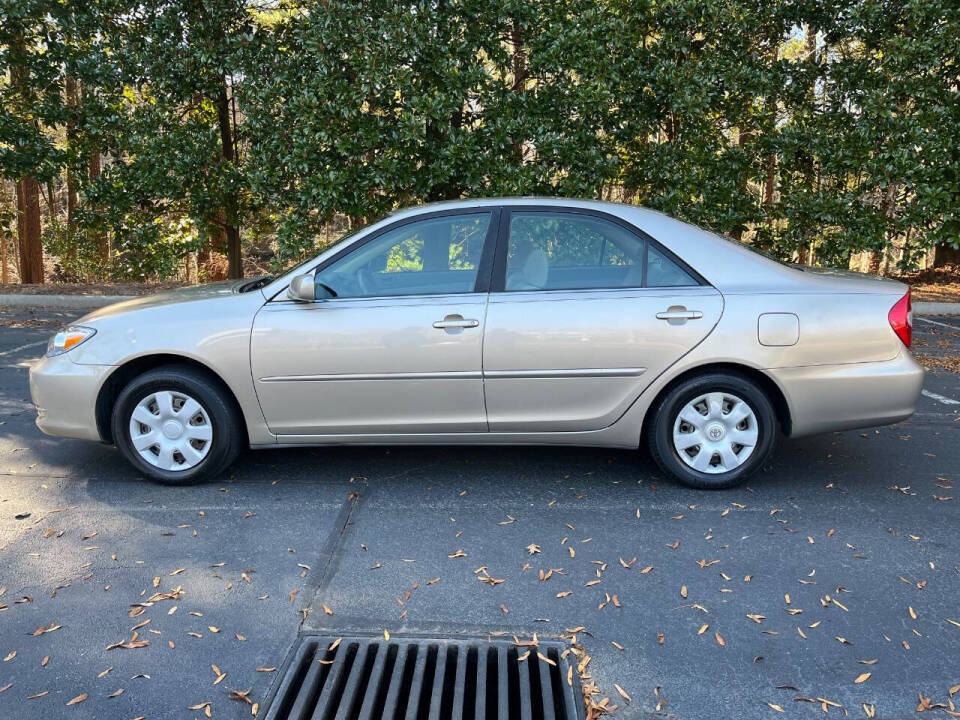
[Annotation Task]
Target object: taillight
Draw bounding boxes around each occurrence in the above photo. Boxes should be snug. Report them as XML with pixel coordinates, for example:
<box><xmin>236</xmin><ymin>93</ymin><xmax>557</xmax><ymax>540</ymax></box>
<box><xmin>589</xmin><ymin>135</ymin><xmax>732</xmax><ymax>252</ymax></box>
<box><xmin>888</xmin><ymin>288</ymin><xmax>912</xmax><ymax>348</ymax></box>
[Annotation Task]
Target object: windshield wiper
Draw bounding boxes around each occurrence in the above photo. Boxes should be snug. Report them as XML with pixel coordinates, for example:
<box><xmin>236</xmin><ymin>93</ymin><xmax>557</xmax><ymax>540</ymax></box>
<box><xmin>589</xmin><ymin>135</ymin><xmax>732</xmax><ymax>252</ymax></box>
<box><xmin>238</xmin><ymin>276</ymin><xmax>275</xmax><ymax>292</ymax></box>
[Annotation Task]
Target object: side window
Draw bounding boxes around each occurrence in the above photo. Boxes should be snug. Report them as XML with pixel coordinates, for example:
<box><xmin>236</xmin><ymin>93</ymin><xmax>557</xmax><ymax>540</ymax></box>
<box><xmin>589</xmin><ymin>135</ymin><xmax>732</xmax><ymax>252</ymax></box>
<box><xmin>646</xmin><ymin>244</ymin><xmax>697</xmax><ymax>287</ymax></box>
<box><xmin>505</xmin><ymin>213</ymin><xmax>645</xmax><ymax>291</ymax></box>
<box><xmin>314</xmin><ymin>213</ymin><xmax>491</xmax><ymax>299</ymax></box>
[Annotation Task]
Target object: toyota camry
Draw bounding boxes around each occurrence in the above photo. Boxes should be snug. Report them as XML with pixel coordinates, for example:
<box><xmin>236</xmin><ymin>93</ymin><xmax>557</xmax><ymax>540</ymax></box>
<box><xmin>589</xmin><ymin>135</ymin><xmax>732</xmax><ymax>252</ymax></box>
<box><xmin>29</xmin><ymin>198</ymin><xmax>923</xmax><ymax>488</ymax></box>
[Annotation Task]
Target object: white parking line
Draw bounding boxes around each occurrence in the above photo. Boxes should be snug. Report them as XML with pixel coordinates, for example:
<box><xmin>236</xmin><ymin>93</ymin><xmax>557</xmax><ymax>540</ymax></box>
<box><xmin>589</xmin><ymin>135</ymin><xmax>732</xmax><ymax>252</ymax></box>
<box><xmin>0</xmin><ymin>340</ymin><xmax>45</xmax><ymax>358</ymax></box>
<box><xmin>916</xmin><ymin>317</ymin><xmax>960</xmax><ymax>330</ymax></box>
<box><xmin>922</xmin><ymin>389</ymin><xmax>960</xmax><ymax>406</ymax></box>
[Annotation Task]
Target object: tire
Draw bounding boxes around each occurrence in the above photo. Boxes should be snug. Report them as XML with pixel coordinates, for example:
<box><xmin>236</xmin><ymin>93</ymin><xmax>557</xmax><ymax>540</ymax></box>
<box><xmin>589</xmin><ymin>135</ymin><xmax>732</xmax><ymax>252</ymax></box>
<box><xmin>647</xmin><ymin>372</ymin><xmax>777</xmax><ymax>489</ymax></box>
<box><xmin>111</xmin><ymin>365</ymin><xmax>243</xmax><ymax>484</ymax></box>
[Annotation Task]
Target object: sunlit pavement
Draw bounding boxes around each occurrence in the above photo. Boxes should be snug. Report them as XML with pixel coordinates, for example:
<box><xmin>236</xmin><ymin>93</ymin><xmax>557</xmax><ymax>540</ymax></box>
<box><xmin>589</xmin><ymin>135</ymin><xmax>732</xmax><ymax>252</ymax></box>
<box><xmin>1</xmin><ymin>309</ymin><xmax>958</xmax><ymax>719</ymax></box>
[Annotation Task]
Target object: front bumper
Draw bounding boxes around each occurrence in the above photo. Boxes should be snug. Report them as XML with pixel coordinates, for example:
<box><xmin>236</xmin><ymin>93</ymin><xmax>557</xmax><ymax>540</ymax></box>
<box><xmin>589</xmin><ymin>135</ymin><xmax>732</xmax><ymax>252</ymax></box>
<box><xmin>29</xmin><ymin>353</ymin><xmax>111</xmax><ymax>442</ymax></box>
<box><xmin>769</xmin><ymin>349</ymin><xmax>925</xmax><ymax>438</ymax></box>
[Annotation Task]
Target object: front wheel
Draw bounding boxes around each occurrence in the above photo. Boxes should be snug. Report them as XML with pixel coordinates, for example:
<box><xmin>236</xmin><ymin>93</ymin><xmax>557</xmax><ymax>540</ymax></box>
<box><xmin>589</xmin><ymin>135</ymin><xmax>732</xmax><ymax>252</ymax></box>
<box><xmin>112</xmin><ymin>365</ymin><xmax>242</xmax><ymax>484</ymax></box>
<box><xmin>647</xmin><ymin>372</ymin><xmax>777</xmax><ymax>489</ymax></box>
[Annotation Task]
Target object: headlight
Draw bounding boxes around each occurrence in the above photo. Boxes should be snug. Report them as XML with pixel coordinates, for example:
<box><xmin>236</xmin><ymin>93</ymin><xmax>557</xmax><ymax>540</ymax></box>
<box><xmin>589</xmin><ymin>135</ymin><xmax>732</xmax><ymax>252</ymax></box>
<box><xmin>47</xmin><ymin>326</ymin><xmax>97</xmax><ymax>357</ymax></box>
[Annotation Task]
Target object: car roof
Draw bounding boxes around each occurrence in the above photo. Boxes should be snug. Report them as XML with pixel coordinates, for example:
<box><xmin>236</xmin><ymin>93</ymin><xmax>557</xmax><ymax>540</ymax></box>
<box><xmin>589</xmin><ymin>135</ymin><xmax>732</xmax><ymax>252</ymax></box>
<box><xmin>389</xmin><ymin>196</ymin><xmax>660</xmax><ymax>220</ymax></box>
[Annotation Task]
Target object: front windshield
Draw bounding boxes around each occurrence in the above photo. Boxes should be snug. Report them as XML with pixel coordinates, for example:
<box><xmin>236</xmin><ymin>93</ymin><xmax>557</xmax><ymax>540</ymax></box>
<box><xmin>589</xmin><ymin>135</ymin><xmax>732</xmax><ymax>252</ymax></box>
<box><xmin>274</xmin><ymin>215</ymin><xmax>387</xmax><ymax>283</ymax></box>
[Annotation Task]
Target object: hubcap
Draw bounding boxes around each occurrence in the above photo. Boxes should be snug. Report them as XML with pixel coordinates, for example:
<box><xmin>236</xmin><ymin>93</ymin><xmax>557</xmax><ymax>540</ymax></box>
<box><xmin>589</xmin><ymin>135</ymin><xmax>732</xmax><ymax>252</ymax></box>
<box><xmin>672</xmin><ymin>392</ymin><xmax>759</xmax><ymax>474</ymax></box>
<box><xmin>128</xmin><ymin>390</ymin><xmax>213</xmax><ymax>472</ymax></box>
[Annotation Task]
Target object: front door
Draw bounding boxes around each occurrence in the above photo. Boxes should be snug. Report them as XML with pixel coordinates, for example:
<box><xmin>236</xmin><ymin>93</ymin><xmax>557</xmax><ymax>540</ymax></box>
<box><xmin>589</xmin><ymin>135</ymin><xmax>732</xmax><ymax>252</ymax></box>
<box><xmin>251</xmin><ymin>210</ymin><xmax>496</xmax><ymax>436</ymax></box>
<box><xmin>482</xmin><ymin>209</ymin><xmax>723</xmax><ymax>432</ymax></box>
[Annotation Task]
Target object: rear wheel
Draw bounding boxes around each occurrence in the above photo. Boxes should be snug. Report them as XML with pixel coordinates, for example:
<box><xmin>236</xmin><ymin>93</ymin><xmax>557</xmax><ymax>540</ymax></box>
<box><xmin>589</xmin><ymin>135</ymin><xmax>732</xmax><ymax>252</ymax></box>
<box><xmin>648</xmin><ymin>372</ymin><xmax>777</xmax><ymax>489</ymax></box>
<box><xmin>112</xmin><ymin>365</ymin><xmax>242</xmax><ymax>484</ymax></box>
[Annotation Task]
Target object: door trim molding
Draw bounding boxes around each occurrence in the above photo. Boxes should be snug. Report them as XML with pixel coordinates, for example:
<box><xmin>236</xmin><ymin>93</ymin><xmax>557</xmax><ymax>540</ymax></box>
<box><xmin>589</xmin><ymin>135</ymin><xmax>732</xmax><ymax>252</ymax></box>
<box><xmin>484</xmin><ymin>367</ymin><xmax>646</xmax><ymax>379</ymax></box>
<box><xmin>259</xmin><ymin>370</ymin><xmax>484</xmax><ymax>382</ymax></box>
<box><xmin>259</xmin><ymin>367</ymin><xmax>645</xmax><ymax>382</ymax></box>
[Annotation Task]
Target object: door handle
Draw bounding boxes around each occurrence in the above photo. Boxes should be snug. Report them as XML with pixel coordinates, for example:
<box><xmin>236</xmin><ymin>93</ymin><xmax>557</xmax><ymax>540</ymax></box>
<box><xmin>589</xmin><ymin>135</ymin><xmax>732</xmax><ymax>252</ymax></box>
<box><xmin>433</xmin><ymin>316</ymin><xmax>480</xmax><ymax>329</ymax></box>
<box><xmin>656</xmin><ymin>308</ymin><xmax>703</xmax><ymax>321</ymax></box>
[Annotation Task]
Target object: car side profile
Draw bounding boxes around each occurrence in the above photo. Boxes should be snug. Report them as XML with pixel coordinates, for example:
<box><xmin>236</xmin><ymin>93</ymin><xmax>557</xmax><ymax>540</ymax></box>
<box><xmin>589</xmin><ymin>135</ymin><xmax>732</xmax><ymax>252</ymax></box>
<box><xmin>29</xmin><ymin>198</ymin><xmax>924</xmax><ymax>488</ymax></box>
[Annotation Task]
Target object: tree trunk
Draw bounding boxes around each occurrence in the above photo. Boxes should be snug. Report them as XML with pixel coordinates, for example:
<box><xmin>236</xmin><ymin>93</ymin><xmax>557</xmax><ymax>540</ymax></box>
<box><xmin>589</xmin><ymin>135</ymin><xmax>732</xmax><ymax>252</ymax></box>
<box><xmin>1</xmin><ymin>181</ymin><xmax>10</xmax><ymax>283</ymax></box>
<box><xmin>510</xmin><ymin>17</ymin><xmax>528</xmax><ymax>164</ymax></box>
<box><xmin>16</xmin><ymin>176</ymin><xmax>44</xmax><ymax>284</ymax></box>
<box><xmin>933</xmin><ymin>243</ymin><xmax>960</xmax><ymax>268</ymax></box>
<box><xmin>10</xmin><ymin>30</ymin><xmax>42</xmax><ymax>284</ymax></box>
<box><xmin>216</xmin><ymin>82</ymin><xmax>242</xmax><ymax>279</ymax></box>
<box><xmin>65</xmin><ymin>76</ymin><xmax>79</xmax><ymax>257</ymax></box>
<box><xmin>763</xmin><ymin>154</ymin><xmax>776</xmax><ymax>211</ymax></box>
<box><xmin>46</xmin><ymin>181</ymin><xmax>57</xmax><ymax>219</ymax></box>
<box><xmin>88</xmin><ymin>151</ymin><xmax>109</xmax><ymax>265</ymax></box>
<box><xmin>729</xmin><ymin>126</ymin><xmax>753</xmax><ymax>241</ymax></box>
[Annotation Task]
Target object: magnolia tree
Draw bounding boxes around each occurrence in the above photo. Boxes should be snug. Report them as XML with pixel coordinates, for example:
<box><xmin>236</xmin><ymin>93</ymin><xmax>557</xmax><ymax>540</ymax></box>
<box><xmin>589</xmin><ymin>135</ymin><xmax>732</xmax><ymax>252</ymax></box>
<box><xmin>0</xmin><ymin>0</ymin><xmax>957</xmax><ymax>282</ymax></box>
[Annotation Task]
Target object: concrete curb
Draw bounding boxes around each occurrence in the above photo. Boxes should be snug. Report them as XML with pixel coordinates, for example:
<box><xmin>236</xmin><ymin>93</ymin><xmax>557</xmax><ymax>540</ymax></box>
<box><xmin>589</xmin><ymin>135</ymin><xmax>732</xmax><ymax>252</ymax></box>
<box><xmin>2</xmin><ymin>293</ymin><xmax>960</xmax><ymax>316</ymax></box>
<box><xmin>0</xmin><ymin>294</ymin><xmax>134</xmax><ymax>310</ymax></box>
<box><xmin>915</xmin><ymin>302</ymin><xmax>960</xmax><ymax>317</ymax></box>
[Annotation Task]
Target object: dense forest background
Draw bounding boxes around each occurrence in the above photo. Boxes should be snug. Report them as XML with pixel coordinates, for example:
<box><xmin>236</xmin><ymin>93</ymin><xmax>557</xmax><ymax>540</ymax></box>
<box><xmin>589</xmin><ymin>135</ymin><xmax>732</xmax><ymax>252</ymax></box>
<box><xmin>1</xmin><ymin>0</ymin><xmax>958</xmax><ymax>285</ymax></box>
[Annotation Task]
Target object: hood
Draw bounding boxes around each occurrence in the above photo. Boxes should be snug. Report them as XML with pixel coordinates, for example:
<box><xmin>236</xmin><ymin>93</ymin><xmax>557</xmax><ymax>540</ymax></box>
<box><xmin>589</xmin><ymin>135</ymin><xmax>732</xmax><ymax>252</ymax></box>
<box><xmin>77</xmin><ymin>279</ymin><xmax>255</xmax><ymax>323</ymax></box>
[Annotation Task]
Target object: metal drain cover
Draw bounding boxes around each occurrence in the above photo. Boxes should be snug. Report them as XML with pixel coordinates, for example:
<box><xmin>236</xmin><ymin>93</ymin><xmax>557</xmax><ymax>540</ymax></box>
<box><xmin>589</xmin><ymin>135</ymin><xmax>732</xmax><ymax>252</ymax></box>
<box><xmin>265</xmin><ymin>635</ymin><xmax>582</xmax><ymax>720</ymax></box>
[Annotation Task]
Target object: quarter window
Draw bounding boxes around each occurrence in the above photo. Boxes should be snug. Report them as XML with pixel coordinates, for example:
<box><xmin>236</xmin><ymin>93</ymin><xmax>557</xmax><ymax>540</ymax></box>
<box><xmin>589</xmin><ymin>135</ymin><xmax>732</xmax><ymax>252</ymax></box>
<box><xmin>314</xmin><ymin>213</ymin><xmax>491</xmax><ymax>299</ymax></box>
<box><xmin>646</xmin><ymin>244</ymin><xmax>698</xmax><ymax>287</ymax></box>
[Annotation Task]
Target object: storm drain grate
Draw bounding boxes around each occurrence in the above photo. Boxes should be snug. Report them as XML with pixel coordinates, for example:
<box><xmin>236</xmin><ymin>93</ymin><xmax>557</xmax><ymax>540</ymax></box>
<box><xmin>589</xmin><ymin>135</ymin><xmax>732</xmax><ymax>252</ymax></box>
<box><xmin>265</xmin><ymin>636</ymin><xmax>582</xmax><ymax>720</ymax></box>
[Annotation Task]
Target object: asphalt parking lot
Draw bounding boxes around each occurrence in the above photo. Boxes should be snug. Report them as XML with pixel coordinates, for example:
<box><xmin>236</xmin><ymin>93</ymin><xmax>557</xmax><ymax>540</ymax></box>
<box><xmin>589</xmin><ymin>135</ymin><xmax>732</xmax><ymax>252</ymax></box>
<box><xmin>1</xmin><ymin>307</ymin><xmax>959</xmax><ymax>719</ymax></box>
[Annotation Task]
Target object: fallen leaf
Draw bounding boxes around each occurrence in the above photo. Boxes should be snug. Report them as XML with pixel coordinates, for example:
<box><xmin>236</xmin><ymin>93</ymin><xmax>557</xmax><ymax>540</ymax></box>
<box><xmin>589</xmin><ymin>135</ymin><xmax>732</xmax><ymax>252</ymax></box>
<box><xmin>229</xmin><ymin>688</ymin><xmax>253</xmax><ymax>704</ymax></box>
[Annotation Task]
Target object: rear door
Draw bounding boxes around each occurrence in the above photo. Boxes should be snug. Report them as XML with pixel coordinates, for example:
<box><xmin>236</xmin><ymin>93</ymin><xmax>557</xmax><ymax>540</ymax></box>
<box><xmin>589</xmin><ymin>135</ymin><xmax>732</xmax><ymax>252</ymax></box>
<box><xmin>482</xmin><ymin>207</ymin><xmax>723</xmax><ymax>431</ymax></box>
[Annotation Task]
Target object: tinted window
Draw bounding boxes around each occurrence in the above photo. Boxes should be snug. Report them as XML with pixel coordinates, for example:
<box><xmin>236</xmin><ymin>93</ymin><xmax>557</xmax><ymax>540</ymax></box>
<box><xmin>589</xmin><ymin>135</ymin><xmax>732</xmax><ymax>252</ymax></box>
<box><xmin>505</xmin><ymin>213</ymin><xmax>645</xmax><ymax>291</ymax></box>
<box><xmin>314</xmin><ymin>213</ymin><xmax>490</xmax><ymax>298</ymax></box>
<box><xmin>646</xmin><ymin>244</ymin><xmax>697</xmax><ymax>287</ymax></box>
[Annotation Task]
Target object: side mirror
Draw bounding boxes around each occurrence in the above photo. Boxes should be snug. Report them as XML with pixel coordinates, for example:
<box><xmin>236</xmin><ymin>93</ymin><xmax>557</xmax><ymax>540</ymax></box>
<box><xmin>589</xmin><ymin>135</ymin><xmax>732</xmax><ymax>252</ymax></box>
<box><xmin>287</xmin><ymin>274</ymin><xmax>315</xmax><ymax>302</ymax></box>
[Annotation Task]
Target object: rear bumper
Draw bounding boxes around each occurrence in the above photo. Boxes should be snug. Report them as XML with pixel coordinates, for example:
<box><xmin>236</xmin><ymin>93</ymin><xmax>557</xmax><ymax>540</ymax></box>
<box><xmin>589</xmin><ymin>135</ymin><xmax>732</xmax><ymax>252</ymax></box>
<box><xmin>29</xmin><ymin>353</ymin><xmax>110</xmax><ymax>442</ymax></box>
<box><xmin>770</xmin><ymin>350</ymin><xmax>924</xmax><ymax>438</ymax></box>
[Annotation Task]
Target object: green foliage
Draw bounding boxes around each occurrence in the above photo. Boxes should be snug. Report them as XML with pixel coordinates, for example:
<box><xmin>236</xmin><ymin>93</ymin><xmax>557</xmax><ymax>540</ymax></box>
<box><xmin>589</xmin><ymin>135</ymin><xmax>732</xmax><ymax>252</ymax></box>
<box><xmin>1</xmin><ymin>0</ymin><xmax>958</xmax><ymax>278</ymax></box>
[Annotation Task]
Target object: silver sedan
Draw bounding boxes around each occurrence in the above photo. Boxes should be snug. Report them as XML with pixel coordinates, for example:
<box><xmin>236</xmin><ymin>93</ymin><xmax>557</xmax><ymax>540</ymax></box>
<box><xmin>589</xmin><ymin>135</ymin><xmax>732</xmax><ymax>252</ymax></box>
<box><xmin>29</xmin><ymin>198</ymin><xmax>923</xmax><ymax>488</ymax></box>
